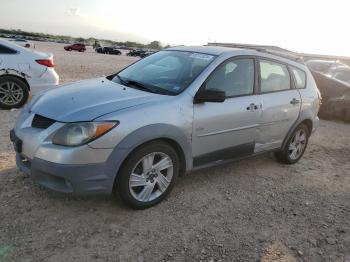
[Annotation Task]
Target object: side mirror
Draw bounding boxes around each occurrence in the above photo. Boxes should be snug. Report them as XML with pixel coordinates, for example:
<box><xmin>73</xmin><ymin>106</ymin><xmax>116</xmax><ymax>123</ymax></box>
<box><xmin>194</xmin><ymin>88</ymin><xmax>226</xmax><ymax>104</ymax></box>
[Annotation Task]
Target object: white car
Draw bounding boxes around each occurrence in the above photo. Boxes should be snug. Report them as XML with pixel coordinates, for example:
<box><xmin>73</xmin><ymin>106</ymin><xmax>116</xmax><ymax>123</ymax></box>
<box><xmin>9</xmin><ymin>39</ymin><xmax>34</xmax><ymax>48</ymax></box>
<box><xmin>0</xmin><ymin>39</ymin><xmax>59</xmax><ymax>109</ymax></box>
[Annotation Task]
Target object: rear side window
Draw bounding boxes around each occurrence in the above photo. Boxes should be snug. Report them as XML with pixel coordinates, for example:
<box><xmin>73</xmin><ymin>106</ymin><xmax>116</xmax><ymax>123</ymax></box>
<box><xmin>291</xmin><ymin>67</ymin><xmax>306</xmax><ymax>88</ymax></box>
<box><xmin>0</xmin><ymin>44</ymin><xmax>17</xmax><ymax>54</ymax></box>
<box><xmin>260</xmin><ymin>60</ymin><xmax>290</xmax><ymax>92</ymax></box>
<box><xmin>206</xmin><ymin>58</ymin><xmax>255</xmax><ymax>97</ymax></box>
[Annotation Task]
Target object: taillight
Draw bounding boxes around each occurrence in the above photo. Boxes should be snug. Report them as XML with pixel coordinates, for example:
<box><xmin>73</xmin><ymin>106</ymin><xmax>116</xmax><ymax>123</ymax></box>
<box><xmin>36</xmin><ymin>59</ymin><xmax>54</xmax><ymax>67</ymax></box>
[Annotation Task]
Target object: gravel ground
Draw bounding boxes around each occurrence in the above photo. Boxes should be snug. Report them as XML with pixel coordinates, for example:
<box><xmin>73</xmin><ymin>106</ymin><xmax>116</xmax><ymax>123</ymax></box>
<box><xmin>0</xmin><ymin>42</ymin><xmax>349</xmax><ymax>262</ymax></box>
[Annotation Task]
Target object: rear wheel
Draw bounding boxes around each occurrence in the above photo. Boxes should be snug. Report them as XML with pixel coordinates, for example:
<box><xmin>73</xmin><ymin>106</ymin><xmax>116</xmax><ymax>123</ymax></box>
<box><xmin>0</xmin><ymin>76</ymin><xmax>29</xmax><ymax>109</ymax></box>
<box><xmin>115</xmin><ymin>141</ymin><xmax>179</xmax><ymax>209</ymax></box>
<box><xmin>275</xmin><ymin>124</ymin><xmax>309</xmax><ymax>164</ymax></box>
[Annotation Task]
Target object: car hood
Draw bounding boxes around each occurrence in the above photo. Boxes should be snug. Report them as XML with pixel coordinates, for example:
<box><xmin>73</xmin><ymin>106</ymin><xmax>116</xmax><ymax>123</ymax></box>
<box><xmin>30</xmin><ymin>78</ymin><xmax>165</xmax><ymax>122</ymax></box>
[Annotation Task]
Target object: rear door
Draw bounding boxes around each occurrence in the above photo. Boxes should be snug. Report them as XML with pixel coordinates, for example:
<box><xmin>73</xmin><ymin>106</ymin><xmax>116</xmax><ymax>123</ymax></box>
<box><xmin>255</xmin><ymin>58</ymin><xmax>301</xmax><ymax>152</ymax></box>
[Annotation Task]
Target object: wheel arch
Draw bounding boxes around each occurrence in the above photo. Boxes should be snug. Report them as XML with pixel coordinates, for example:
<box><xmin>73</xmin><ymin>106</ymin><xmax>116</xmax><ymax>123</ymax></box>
<box><xmin>300</xmin><ymin>119</ymin><xmax>313</xmax><ymax>135</ymax></box>
<box><xmin>0</xmin><ymin>73</ymin><xmax>30</xmax><ymax>91</ymax></box>
<box><xmin>281</xmin><ymin>111</ymin><xmax>314</xmax><ymax>150</ymax></box>
<box><xmin>106</xmin><ymin>124</ymin><xmax>192</xmax><ymax>193</ymax></box>
<box><xmin>119</xmin><ymin>137</ymin><xmax>187</xmax><ymax>175</ymax></box>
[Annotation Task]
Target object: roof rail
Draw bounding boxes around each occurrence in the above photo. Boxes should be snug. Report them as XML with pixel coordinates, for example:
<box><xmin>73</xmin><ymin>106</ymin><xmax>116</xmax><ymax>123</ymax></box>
<box><xmin>207</xmin><ymin>44</ymin><xmax>304</xmax><ymax>64</ymax></box>
<box><xmin>255</xmin><ymin>48</ymin><xmax>304</xmax><ymax>64</ymax></box>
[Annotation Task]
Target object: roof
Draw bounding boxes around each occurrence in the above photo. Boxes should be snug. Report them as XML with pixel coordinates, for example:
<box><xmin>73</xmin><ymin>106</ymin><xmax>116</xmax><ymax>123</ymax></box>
<box><xmin>167</xmin><ymin>45</ymin><xmax>305</xmax><ymax>67</ymax></box>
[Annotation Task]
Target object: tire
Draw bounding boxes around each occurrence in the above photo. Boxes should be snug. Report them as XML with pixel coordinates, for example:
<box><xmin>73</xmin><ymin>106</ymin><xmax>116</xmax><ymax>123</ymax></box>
<box><xmin>115</xmin><ymin>141</ymin><xmax>179</xmax><ymax>209</ymax></box>
<box><xmin>0</xmin><ymin>76</ymin><xmax>29</xmax><ymax>109</ymax></box>
<box><xmin>275</xmin><ymin>124</ymin><xmax>309</xmax><ymax>164</ymax></box>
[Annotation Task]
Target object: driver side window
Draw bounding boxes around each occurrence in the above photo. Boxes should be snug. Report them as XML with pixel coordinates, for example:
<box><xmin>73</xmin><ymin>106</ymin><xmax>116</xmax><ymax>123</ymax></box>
<box><xmin>206</xmin><ymin>58</ymin><xmax>255</xmax><ymax>97</ymax></box>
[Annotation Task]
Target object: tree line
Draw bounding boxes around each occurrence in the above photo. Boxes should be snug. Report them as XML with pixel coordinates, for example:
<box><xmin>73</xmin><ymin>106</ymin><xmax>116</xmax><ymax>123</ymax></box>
<box><xmin>0</xmin><ymin>28</ymin><xmax>169</xmax><ymax>50</ymax></box>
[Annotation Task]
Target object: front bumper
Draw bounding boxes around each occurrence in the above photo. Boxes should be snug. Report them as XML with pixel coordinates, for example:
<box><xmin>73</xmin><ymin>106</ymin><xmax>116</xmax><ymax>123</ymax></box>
<box><xmin>16</xmin><ymin>153</ymin><xmax>114</xmax><ymax>194</ymax></box>
<box><xmin>11</xmin><ymin>109</ymin><xmax>118</xmax><ymax>195</ymax></box>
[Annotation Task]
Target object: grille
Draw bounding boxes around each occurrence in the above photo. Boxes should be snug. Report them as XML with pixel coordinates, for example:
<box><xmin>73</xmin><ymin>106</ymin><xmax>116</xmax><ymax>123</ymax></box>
<box><xmin>32</xmin><ymin>114</ymin><xmax>56</xmax><ymax>129</ymax></box>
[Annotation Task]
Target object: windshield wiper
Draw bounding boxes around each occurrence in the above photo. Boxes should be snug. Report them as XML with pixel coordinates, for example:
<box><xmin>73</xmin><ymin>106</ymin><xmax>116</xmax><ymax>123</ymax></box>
<box><xmin>115</xmin><ymin>75</ymin><xmax>176</xmax><ymax>95</ymax></box>
<box><xmin>123</xmin><ymin>79</ymin><xmax>157</xmax><ymax>93</ymax></box>
<box><xmin>115</xmin><ymin>74</ymin><xmax>128</xmax><ymax>86</ymax></box>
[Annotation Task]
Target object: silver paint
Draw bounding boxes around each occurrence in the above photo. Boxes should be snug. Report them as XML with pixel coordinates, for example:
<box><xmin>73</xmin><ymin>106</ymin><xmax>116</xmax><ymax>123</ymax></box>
<box><xmin>13</xmin><ymin>46</ymin><xmax>320</xmax><ymax>194</ymax></box>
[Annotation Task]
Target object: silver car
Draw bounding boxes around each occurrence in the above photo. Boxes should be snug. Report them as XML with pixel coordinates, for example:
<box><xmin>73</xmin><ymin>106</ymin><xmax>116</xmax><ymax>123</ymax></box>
<box><xmin>11</xmin><ymin>46</ymin><xmax>320</xmax><ymax>209</ymax></box>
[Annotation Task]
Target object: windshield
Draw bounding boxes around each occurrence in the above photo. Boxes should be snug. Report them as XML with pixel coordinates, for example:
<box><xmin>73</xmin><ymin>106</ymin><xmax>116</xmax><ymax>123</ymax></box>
<box><xmin>112</xmin><ymin>50</ymin><xmax>216</xmax><ymax>95</ymax></box>
<box><xmin>330</xmin><ymin>69</ymin><xmax>350</xmax><ymax>84</ymax></box>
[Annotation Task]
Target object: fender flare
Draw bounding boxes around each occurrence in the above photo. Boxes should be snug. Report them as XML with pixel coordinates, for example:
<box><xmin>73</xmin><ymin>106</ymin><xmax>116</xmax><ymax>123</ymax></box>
<box><xmin>281</xmin><ymin>110</ymin><xmax>314</xmax><ymax>150</ymax></box>
<box><xmin>0</xmin><ymin>68</ymin><xmax>31</xmax><ymax>90</ymax></box>
<box><xmin>105</xmin><ymin>124</ymin><xmax>192</xmax><ymax>188</ymax></box>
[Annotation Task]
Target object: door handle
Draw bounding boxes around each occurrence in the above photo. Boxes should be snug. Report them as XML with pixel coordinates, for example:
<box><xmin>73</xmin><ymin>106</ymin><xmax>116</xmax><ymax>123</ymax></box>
<box><xmin>290</xmin><ymin>98</ymin><xmax>300</xmax><ymax>105</ymax></box>
<box><xmin>246</xmin><ymin>103</ymin><xmax>259</xmax><ymax>112</ymax></box>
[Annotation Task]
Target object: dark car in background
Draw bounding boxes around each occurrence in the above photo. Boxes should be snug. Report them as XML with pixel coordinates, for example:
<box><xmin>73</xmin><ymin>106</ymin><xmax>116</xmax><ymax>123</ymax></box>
<box><xmin>102</xmin><ymin>47</ymin><xmax>122</xmax><ymax>55</ymax></box>
<box><xmin>306</xmin><ymin>60</ymin><xmax>350</xmax><ymax>84</ymax></box>
<box><xmin>127</xmin><ymin>49</ymin><xmax>145</xmax><ymax>57</ymax></box>
<box><xmin>139</xmin><ymin>51</ymin><xmax>155</xmax><ymax>58</ymax></box>
<box><xmin>127</xmin><ymin>49</ymin><xmax>156</xmax><ymax>58</ymax></box>
<box><xmin>306</xmin><ymin>59</ymin><xmax>350</xmax><ymax>122</ymax></box>
<box><xmin>328</xmin><ymin>66</ymin><xmax>350</xmax><ymax>84</ymax></box>
<box><xmin>319</xmin><ymin>90</ymin><xmax>350</xmax><ymax>122</ymax></box>
<box><xmin>96</xmin><ymin>47</ymin><xmax>121</xmax><ymax>55</ymax></box>
<box><xmin>95</xmin><ymin>46</ymin><xmax>103</xmax><ymax>53</ymax></box>
<box><xmin>64</xmin><ymin>43</ymin><xmax>86</xmax><ymax>52</ymax></box>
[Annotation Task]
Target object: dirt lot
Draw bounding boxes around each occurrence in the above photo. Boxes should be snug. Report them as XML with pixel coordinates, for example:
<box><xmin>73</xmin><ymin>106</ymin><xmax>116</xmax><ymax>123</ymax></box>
<box><xmin>0</xmin><ymin>42</ymin><xmax>349</xmax><ymax>262</ymax></box>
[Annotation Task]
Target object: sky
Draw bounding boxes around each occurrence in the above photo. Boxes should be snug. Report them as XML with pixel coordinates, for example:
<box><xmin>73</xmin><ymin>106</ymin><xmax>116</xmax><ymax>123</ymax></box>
<box><xmin>0</xmin><ymin>0</ymin><xmax>349</xmax><ymax>56</ymax></box>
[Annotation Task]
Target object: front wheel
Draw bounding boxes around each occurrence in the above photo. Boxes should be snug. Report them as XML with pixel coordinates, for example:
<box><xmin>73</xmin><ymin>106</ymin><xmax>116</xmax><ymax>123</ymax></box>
<box><xmin>275</xmin><ymin>124</ymin><xmax>309</xmax><ymax>164</ymax></box>
<box><xmin>115</xmin><ymin>141</ymin><xmax>179</xmax><ymax>209</ymax></box>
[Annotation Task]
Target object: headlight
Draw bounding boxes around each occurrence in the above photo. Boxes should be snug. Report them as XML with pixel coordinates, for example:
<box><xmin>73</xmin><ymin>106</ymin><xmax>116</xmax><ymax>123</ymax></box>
<box><xmin>52</xmin><ymin>121</ymin><xmax>118</xmax><ymax>146</ymax></box>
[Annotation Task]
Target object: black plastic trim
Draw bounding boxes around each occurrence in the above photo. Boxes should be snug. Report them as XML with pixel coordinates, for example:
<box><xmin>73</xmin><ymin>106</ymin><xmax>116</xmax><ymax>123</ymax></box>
<box><xmin>193</xmin><ymin>142</ymin><xmax>255</xmax><ymax>167</ymax></box>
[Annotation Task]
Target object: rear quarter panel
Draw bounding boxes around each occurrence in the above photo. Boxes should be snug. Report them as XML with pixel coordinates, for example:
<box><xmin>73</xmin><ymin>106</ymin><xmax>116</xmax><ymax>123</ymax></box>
<box><xmin>298</xmin><ymin>69</ymin><xmax>320</xmax><ymax>123</ymax></box>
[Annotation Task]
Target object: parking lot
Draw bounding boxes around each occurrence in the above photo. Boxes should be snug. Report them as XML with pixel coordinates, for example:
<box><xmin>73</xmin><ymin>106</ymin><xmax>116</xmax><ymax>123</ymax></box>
<box><xmin>0</xmin><ymin>41</ymin><xmax>349</xmax><ymax>262</ymax></box>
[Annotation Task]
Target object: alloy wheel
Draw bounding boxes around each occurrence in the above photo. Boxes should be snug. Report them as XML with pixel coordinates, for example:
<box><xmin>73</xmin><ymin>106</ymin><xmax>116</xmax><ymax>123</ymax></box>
<box><xmin>288</xmin><ymin>129</ymin><xmax>307</xmax><ymax>160</ymax></box>
<box><xmin>0</xmin><ymin>81</ymin><xmax>24</xmax><ymax>106</ymax></box>
<box><xmin>129</xmin><ymin>152</ymin><xmax>174</xmax><ymax>202</ymax></box>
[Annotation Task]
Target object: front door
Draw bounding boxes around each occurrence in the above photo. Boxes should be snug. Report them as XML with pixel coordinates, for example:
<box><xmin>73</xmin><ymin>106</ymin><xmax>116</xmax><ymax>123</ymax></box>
<box><xmin>192</xmin><ymin>57</ymin><xmax>261</xmax><ymax>166</ymax></box>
